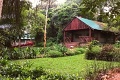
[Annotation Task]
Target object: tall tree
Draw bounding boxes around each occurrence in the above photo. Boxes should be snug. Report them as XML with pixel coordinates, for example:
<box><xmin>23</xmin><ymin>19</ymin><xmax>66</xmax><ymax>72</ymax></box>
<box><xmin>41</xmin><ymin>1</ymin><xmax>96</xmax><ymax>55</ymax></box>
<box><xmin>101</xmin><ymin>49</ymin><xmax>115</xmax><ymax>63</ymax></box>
<box><xmin>48</xmin><ymin>2</ymin><xmax>80</xmax><ymax>42</ymax></box>
<box><xmin>26</xmin><ymin>7</ymin><xmax>45</xmax><ymax>45</ymax></box>
<box><xmin>0</xmin><ymin>0</ymin><xmax>31</xmax><ymax>47</ymax></box>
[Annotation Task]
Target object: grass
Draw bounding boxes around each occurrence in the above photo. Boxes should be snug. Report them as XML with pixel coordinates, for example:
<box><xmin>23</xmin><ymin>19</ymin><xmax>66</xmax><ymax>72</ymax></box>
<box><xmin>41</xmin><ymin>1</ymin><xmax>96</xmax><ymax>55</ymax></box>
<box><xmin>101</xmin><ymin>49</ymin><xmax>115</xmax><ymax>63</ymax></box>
<box><xmin>13</xmin><ymin>54</ymin><xmax>120</xmax><ymax>75</ymax></box>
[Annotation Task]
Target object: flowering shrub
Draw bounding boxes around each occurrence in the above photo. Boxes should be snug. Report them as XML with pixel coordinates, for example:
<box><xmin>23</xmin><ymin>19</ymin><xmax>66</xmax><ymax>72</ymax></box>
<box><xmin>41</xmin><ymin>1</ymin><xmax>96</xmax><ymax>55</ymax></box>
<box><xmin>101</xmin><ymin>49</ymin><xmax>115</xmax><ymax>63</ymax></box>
<box><xmin>86</xmin><ymin>43</ymin><xmax>120</xmax><ymax>61</ymax></box>
<box><xmin>98</xmin><ymin>44</ymin><xmax>114</xmax><ymax>61</ymax></box>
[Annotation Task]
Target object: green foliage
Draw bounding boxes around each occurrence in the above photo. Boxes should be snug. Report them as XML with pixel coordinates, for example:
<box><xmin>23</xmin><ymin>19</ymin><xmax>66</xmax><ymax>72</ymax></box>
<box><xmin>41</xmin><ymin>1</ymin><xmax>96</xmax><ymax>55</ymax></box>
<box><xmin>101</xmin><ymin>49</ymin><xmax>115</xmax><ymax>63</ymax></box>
<box><xmin>42</xmin><ymin>73</ymin><xmax>66</xmax><ymax>80</ymax></box>
<box><xmin>27</xmin><ymin>8</ymin><xmax>45</xmax><ymax>44</ymax></box>
<box><xmin>47</xmin><ymin>50</ymin><xmax>63</xmax><ymax>58</ymax></box>
<box><xmin>48</xmin><ymin>2</ymin><xmax>80</xmax><ymax>39</ymax></box>
<box><xmin>90</xmin><ymin>40</ymin><xmax>100</xmax><ymax>46</ymax></box>
<box><xmin>112</xmin><ymin>48</ymin><xmax>120</xmax><ymax>61</ymax></box>
<box><xmin>0</xmin><ymin>59</ymin><xmax>47</xmax><ymax>79</ymax></box>
<box><xmin>85</xmin><ymin>62</ymin><xmax>120</xmax><ymax>80</ymax></box>
<box><xmin>91</xmin><ymin>46</ymin><xmax>102</xmax><ymax>54</ymax></box>
<box><xmin>47</xmin><ymin>44</ymin><xmax>68</xmax><ymax>54</ymax></box>
<box><xmin>41</xmin><ymin>72</ymin><xmax>83</xmax><ymax>80</ymax></box>
<box><xmin>35</xmin><ymin>42</ymin><xmax>44</xmax><ymax>47</ymax></box>
<box><xmin>75</xmin><ymin>48</ymin><xmax>86</xmax><ymax>54</ymax></box>
<box><xmin>56</xmin><ymin>44</ymin><xmax>68</xmax><ymax>54</ymax></box>
<box><xmin>66</xmin><ymin>48</ymin><xmax>86</xmax><ymax>56</ymax></box>
<box><xmin>86</xmin><ymin>43</ymin><xmax>120</xmax><ymax>61</ymax></box>
<box><xmin>46</xmin><ymin>37</ymin><xmax>57</xmax><ymax>47</ymax></box>
<box><xmin>66</xmin><ymin>49</ymin><xmax>76</xmax><ymax>56</ymax></box>
<box><xmin>0</xmin><ymin>59</ymin><xmax>8</xmax><ymax>66</ymax></box>
<box><xmin>6</xmin><ymin>53</ymin><xmax>119</xmax><ymax>80</ymax></box>
<box><xmin>98</xmin><ymin>44</ymin><xmax>114</xmax><ymax>61</ymax></box>
<box><xmin>85</xmin><ymin>46</ymin><xmax>101</xmax><ymax>60</ymax></box>
<box><xmin>31</xmin><ymin>67</ymin><xmax>46</xmax><ymax>79</ymax></box>
<box><xmin>114</xmin><ymin>40</ymin><xmax>120</xmax><ymax>48</ymax></box>
<box><xmin>0</xmin><ymin>0</ymin><xmax>32</xmax><ymax>48</ymax></box>
<box><xmin>1</xmin><ymin>47</ymin><xmax>37</xmax><ymax>60</ymax></box>
<box><xmin>86</xmin><ymin>40</ymin><xmax>101</xmax><ymax>60</ymax></box>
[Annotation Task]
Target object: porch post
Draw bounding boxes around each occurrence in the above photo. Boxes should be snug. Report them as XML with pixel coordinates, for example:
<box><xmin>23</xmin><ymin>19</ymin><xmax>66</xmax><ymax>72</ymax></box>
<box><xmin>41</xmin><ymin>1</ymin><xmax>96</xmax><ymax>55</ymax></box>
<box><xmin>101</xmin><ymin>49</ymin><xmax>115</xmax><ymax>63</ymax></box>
<box><xmin>89</xmin><ymin>28</ymin><xmax>92</xmax><ymax>41</ymax></box>
<box><xmin>64</xmin><ymin>31</ymin><xmax>65</xmax><ymax>43</ymax></box>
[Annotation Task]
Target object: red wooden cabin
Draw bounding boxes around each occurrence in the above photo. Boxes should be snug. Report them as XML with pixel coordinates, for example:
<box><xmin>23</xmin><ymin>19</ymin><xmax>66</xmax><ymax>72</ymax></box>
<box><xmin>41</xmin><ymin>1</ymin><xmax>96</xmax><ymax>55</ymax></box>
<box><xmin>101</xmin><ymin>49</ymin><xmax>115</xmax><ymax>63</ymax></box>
<box><xmin>63</xmin><ymin>17</ymin><xmax>119</xmax><ymax>48</ymax></box>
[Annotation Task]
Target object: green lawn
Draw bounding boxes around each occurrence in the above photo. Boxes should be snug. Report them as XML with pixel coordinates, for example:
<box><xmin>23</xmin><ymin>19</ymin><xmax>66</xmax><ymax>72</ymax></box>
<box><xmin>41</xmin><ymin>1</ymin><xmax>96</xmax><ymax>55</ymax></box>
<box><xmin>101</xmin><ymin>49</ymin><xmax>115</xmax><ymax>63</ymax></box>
<box><xmin>14</xmin><ymin>54</ymin><xmax>120</xmax><ymax>75</ymax></box>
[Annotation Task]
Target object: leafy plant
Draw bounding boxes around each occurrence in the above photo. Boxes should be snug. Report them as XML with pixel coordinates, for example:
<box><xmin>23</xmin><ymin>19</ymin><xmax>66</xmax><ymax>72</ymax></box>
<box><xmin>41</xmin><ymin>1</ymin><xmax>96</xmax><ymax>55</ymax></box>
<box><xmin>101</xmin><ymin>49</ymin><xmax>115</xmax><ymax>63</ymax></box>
<box><xmin>0</xmin><ymin>59</ymin><xmax>47</xmax><ymax>79</ymax></box>
<box><xmin>112</xmin><ymin>48</ymin><xmax>120</xmax><ymax>61</ymax></box>
<box><xmin>1</xmin><ymin>47</ymin><xmax>37</xmax><ymax>60</ymax></box>
<box><xmin>114</xmin><ymin>40</ymin><xmax>120</xmax><ymax>48</ymax></box>
<box><xmin>98</xmin><ymin>44</ymin><xmax>114</xmax><ymax>61</ymax></box>
<box><xmin>74</xmin><ymin>48</ymin><xmax>86</xmax><ymax>54</ymax></box>
<box><xmin>47</xmin><ymin>50</ymin><xmax>63</xmax><ymax>58</ymax></box>
<box><xmin>31</xmin><ymin>67</ymin><xmax>46</xmax><ymax>79</ymax></box>
<box><xmin>85</xmin><ymin>46</ymin><xmax>101</xmax><ymax>60</ymax></box>
<box><xmin>66</xmin><ymin>49</ymin><xmax>76</xmax><ymax>56</ymax></box>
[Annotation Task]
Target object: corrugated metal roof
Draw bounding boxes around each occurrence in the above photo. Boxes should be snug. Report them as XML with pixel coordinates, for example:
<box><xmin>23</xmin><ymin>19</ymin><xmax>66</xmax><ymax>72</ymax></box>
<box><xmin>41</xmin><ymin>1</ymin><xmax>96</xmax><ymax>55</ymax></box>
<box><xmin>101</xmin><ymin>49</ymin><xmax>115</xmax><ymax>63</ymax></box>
<box><xmin>0</xmin><ymin>24</ymin><xmax>11</xmax><ymax>29</ymax></box>
<box><xmin>77</xmin><ymin>17</ymin><xmax>102</xmax><ymax>30</ymax></box>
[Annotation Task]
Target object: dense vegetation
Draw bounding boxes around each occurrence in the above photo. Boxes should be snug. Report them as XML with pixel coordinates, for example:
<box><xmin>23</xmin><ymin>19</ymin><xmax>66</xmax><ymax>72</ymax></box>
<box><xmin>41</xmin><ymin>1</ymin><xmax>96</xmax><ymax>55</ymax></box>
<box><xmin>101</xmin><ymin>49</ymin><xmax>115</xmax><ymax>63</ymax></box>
<box><xmin>0</xmin><ymin>0</ymin><xmax>120</xmax><ymax>48</ymax></box>
<box><xmin>0</xmin><ymin>44</ymin><xmax>86</xmax><ymax>59</ymax></box>
<box><xmin>0</xmin><ymin>54</ymin><xmax>120</xmax><ymax>80</ymax></box>
<box><xmin>85</xmin><ymin>40</ymin><xmax>120</xmax><ymax>61</ymax></box>
<box><xmin>0</xmin><ymin>0</ymin><xmax>120</xmax><ymax>80</ymax></box>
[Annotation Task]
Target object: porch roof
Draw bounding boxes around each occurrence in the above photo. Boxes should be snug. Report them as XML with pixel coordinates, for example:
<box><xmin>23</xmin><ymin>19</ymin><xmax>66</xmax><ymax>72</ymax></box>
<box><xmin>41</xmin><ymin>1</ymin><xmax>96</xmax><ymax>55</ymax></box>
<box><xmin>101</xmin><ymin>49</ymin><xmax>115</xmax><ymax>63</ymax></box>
<box><xmin>77</xmin><ymin>17</ymin><xmax>103</xmax><ymax>30</ymax></box>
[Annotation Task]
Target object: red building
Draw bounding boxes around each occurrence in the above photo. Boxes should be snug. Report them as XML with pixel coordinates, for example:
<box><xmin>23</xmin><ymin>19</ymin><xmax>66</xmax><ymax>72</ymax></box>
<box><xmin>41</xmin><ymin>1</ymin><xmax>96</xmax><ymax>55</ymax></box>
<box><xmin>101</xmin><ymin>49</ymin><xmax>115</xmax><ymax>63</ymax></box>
<box><xmin>63</xmin><ymin>17</ymin><xmax>120</xmax><ymax>48</ymax></box>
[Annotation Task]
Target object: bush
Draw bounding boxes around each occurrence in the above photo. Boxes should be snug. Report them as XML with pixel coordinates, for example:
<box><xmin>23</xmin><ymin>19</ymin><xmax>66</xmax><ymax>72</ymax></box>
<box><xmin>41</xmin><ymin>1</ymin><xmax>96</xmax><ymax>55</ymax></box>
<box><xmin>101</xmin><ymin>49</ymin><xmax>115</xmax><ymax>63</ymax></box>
<box><xmin>98</xmin><ymin>44</ymin><xmax>114</xmax><ymax>61</ymax></box>
<box><xmin>85</xmin><ymin>62</ymin><xmax>120</xmax><ymax>80</ymax></box>
<box><xmin>74</xmin><ymin>48</ymin><xmax>86</xmax><ymax>54</ymax></box>
<box><xmin>66</xmin><ymin>48</ymin><xmax>86</xmax><ymax>56</ymax></box>
<box><xmin>74</xmin><ymin>48</ymin><xmax>82</xmax><ymax>54</ymax></box>
<box><xmin>57</xmin><ymin>45</ymin><xmax>68</xmax><ymax>54</ymax></box>
<box><xmin>1</xmin><ymin>47</ymin><xmax>37</xmax><ymax>60</ymax></box>
<box><xmin>85</xmin><ymin>43</ymin><xmax>120</xmax><ymax>61</ymax></box>
<box><xmin>85</xmin><ymin>46</ymin><xmax>101</xmax><ymax>60</ymax></box>
<box><xmin>114</xmin><ymin>40</ymin><xmax>120</xmax><ymax>48</ymax></box>
<box><xmin>112</xmin><ymin>48</ymin><xmax>120</xmax><ymax>61</ymax></box>
<box><xmin>31</xmin><ymin>67</ymin><xmax>46</xmax><ymax>79</ymax></box>
<box><xmin>66</xmin><ymin>49</ymin><xmax>76</xmax><ymax>56</ymax></box>
<box><xmin>0</xmin><ymin>59</ymin><xmax>46</xmax><ymax>79</ymax></box>
<box><xmin>46</xmin><ymin>44</ymin><xmax>68</xmax><ymax>55</ymax></box>
<box><xmin>47</xmin><ymin>50</ymin><xmax>63</xmax><ymax>58</ymax></box>
<box><xmin>90</xmin><ymin>40</ymin><xmax>100</xmax><ymax>45</ymax></box>
<box><xmin>77</xmin><ymin>48</ymin><xmax>86</xmax><ymax>53</ymax></box>
<box><xmin>35</xmin><ymin>42</ymin><xmax>44</xmax><ymax>47</ymax></box>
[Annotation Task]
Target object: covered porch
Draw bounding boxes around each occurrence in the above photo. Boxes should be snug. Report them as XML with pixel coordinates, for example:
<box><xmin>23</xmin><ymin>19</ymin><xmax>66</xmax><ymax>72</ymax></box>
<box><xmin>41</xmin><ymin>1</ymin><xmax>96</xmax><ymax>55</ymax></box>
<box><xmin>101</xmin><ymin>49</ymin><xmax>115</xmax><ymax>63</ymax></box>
<box><xmin>64</xmin><ymin>29</ymin><xmax>93</xmax><ymax>48</ymax></box>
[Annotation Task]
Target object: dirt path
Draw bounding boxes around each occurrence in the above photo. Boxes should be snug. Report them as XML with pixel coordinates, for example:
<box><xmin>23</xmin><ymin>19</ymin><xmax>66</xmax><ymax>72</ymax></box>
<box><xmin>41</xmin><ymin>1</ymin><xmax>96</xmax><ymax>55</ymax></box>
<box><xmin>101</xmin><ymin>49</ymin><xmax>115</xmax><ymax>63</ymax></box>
<box><xmin>108</xmin><ymin>73</ymin><xmax>120</xmax><ymax>80</ymax></box>
<box><xmin>97</xmin><ymin>68</ymin><xmax>120</xmax><ymax>80</ymax></box>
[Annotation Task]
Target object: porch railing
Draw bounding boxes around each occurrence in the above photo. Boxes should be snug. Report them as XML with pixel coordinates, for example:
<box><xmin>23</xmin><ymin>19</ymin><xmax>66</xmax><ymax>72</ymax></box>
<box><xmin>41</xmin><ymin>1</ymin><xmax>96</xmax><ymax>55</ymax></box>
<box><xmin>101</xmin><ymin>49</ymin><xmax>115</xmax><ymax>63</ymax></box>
<box><xmin>65</xmin><ymin>37</ymin><xmax>71</xmax><ymax>43</ymax></box>
<box><xmin>79</xmin><ymin>36</ymin><xmax>93</xmax><ymax>43</ymax></box>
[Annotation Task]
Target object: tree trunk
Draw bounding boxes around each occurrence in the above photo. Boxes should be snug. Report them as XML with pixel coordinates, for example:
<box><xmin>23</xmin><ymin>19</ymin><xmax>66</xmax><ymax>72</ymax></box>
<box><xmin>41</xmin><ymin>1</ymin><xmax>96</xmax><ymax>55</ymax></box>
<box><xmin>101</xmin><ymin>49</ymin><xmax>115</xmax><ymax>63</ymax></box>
<box><xmin>0</xmin><ymin>0</ymin><xmax>3</xmax><ymax>18</ymax></box>
<box><xmin>44</xmin><ymin>0</ymin><xmax>49</xmax><ymax>49</ymax></box>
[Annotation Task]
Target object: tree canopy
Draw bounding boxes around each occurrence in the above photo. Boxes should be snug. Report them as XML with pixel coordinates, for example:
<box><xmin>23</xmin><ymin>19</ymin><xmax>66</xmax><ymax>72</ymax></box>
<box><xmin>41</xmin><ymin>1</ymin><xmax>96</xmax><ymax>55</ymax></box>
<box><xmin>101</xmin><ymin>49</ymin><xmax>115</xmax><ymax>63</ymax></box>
<box><xmin>0</xmin><ymin>0</ymin><xmax>120</xmax><ymax>47</ymax></box>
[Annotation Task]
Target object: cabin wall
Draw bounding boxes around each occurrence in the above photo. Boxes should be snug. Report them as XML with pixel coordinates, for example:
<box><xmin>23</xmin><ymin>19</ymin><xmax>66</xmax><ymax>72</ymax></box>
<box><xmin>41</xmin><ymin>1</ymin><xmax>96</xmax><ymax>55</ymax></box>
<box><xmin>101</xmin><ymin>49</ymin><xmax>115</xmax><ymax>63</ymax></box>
<box><xmin>93</xmin><ymin>31</ymin><xmax>115</xmax><ymax>43</ymax></box>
